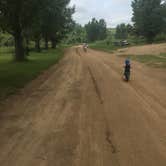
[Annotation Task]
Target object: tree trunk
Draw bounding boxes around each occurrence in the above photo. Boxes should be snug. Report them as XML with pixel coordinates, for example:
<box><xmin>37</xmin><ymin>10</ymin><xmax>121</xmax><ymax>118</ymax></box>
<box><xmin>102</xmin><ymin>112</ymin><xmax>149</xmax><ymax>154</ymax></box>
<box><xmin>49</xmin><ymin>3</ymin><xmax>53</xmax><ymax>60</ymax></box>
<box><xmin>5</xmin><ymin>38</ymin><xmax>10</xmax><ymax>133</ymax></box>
<box><xmin>51</xmin><ymin>39</ymin><xmax>56</xmax><ymax>49</ymax></box>
<box><xmin>14</xmin><ymin>32</ymin><xmax>25</xmax><ymax>61</ymax></box>
<box><xmin>45</xmin><ymin>36</ymin><xmax>48</xmax><ymax>50</ymax></box>
<box><xmin>35</xmin><ymin>39</ymin><xmax>41</xmax><ymax>52</ymax></box>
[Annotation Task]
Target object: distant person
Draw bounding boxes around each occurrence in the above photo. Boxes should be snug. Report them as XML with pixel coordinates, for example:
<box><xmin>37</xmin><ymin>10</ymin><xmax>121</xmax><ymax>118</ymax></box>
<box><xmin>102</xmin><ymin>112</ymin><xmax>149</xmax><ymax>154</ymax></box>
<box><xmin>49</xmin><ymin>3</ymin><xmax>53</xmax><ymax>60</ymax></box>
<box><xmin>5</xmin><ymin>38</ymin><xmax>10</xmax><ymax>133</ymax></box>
<box><xmin>83</xmin><ymin>43</ymin><xmax>88</xmax><ymax>52</ymax></box>
<box><xmin>123</xmin><ymin>59</ymin><xmax>131</xmax><ymax>81</ymax></box>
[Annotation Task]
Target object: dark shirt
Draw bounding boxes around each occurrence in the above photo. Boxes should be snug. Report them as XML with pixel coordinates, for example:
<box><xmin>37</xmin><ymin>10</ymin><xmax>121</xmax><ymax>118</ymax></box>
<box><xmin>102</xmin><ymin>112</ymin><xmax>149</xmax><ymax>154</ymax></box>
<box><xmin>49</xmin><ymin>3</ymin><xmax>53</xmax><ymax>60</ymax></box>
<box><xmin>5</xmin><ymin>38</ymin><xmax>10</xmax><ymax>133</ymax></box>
<box><xmin>125</xmin><ymin>64</ymin><xmax>131</xmax><ymax>73</ymax></box>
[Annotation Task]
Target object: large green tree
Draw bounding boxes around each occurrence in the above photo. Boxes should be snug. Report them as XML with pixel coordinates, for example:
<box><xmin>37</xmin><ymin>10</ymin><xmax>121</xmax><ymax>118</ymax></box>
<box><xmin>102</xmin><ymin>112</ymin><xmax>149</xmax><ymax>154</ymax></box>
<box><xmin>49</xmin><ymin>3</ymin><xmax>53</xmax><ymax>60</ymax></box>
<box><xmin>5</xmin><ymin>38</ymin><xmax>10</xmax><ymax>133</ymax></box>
<box><xmin>132</xmin><ymin>0</ymin><xmax>164</xmax><ymax>42</ymax></box>
<box><xmin>85</xmin><ymin>18</ymin><xmax>107</xmax><ymax>42</ymax></box>
<box><xmin>0</xmin><ymin>0</ymin><xmax>74</xmax><ymax>60</ymax></box>
<box><xmin>0</xmin><ymin>0</ymin><xmax>40</xmax><ymax>61</ymax></box>
<box><xmin>115</xmin><ymin>23</ymin><xmax>128</xmax><ymax>39</ymax></box>
<box><xmin>98</xmin><ymin>19</ymin><xmax>107</xmax><ymax>40</ymax></box>
<box><xmin>40</xmin><ymin>0</ymin><xmax>74</xmax><ymax>49</ymax></box>
<box><xmin>115</xmin><ymin>23</ymin><xmax>134</xmax><ymax>39</ymax></box>
<box><xmin>160</xmin><ymin>1</ymin><xmax>166</xmax><ymax>32</ymax></box>
<box><xmin>65</xmin><ymin>23</ymin><xmax>86</xmax><ymax>44</ymax></box>
<box><xmin>49</xmin><ymin>6</ymin><xmax>75</xmax><ymax>49</ymax></box>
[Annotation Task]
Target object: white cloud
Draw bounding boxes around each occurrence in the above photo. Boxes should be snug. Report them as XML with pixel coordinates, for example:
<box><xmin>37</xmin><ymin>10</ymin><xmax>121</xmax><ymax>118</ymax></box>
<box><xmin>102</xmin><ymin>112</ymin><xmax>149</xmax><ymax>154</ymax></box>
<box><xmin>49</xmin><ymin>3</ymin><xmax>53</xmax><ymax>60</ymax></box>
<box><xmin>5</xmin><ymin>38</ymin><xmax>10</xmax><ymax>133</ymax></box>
<box><xmin>70</xmin><ymin>0</ymin><xmax>133</xmax><ymax>27</ymax></box>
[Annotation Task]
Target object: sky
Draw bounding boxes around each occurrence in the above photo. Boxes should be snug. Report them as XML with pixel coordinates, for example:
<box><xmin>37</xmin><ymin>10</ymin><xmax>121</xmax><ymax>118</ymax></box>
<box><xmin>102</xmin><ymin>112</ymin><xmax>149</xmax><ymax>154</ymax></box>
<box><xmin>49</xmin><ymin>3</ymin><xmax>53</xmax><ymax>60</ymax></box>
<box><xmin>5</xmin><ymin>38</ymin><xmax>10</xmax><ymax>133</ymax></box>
<box><xmin>69</xmin><ymin>0</ymin><xmax>133</xmax><ymax>28</ymax></box>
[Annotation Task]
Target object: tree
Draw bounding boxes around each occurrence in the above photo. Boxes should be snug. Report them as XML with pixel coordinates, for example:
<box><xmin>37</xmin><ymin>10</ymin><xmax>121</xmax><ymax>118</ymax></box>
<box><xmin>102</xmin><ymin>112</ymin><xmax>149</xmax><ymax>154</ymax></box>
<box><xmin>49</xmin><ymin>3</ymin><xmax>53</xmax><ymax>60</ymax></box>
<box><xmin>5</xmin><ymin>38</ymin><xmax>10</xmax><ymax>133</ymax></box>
<box><xmin>49</xmin><ymin>6</ymin><xmax>75</xmax><ymax>49</ymax></box>
<box><xmin>126</xmin><ymin>24</ymin><xmax>134</xmax><ymax>35</ymax></box>
<box><xmin>98</xmin><ymin>19</ymin><xmax>107</xmax><ymax>40</ymax></box>
<box><xmin>85</xmin><ymin>18</ymin><xmax>107</xmax><ymax>42</ymax></box>
<box><xmin>0</xmin><ymin>0</ymin><xmax>74</xmax><ymax>60</ymax></box>
<box><xmin>0</xmin><ymin>0</ymin><xmax>40</xmax><ymax>61</ymax></box>
<box><xmin>40</xmin><ymin>0</ymin><xmax>74</xmax><ymax>49</ymax></box>
<box><xmin>132</xmin><ymin>0</ymin><xmax>164</xmax><ymax>42</ymax></box>
<box><xmin>115</xmin><ymin>23</ymin><xmax>128</xmax><ymax>39</ymax></box>
<box><xmin>65</xmin><ymin>23</ymin><xmax>86</xmax><ymax>44</ymax></box>
<box><xmin>160</xmin><ymin>1</ymin><xmax>166</xmax><ymax>32</ymax></box>
<box><xmin>85</xmin><ymin>18</ymin><xmax>98</xmax><ymax>42</ymax></box>
<box><xmin>27</xmin><ymin>0</ymin><xmax>47</xmax><ymax>52</ymax></box>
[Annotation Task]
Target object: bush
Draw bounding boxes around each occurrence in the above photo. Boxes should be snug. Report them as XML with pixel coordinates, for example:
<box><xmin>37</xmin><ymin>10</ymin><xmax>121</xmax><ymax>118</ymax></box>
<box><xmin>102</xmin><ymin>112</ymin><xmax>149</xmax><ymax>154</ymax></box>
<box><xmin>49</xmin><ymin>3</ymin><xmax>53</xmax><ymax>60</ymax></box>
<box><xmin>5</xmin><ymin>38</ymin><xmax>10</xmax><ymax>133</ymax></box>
<box><xmin>0</xmin><ymin>33</ymin><xmax>14</xmax><ymax>47</ymax></box>
<box><xmin>154</xmin><ymin>33</ymin><xmax>166</xmax><ymax>42</ymax></box>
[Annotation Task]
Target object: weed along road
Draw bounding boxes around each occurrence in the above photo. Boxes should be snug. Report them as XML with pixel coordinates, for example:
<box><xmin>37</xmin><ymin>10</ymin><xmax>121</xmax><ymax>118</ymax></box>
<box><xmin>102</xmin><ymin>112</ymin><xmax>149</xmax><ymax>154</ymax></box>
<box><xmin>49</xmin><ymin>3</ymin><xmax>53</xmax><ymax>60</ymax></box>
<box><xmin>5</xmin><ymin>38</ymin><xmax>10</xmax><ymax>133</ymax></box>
<box><xmin>0</xmin><ymin>46</ymin><xmax>166</xmax><ymax>166</ymax></box>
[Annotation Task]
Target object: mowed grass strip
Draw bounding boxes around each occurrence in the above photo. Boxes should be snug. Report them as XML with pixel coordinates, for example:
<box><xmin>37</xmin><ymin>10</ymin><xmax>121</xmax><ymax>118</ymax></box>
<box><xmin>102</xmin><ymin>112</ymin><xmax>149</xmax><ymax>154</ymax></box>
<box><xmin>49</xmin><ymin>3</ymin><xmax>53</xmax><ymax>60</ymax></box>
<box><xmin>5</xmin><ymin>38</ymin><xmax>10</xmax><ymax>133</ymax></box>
<box><xmin>0</xmin><ymin>47</ymin><xmax>65</xmax><ymax>100</ymax></box>
<box><xmin>119</xmin><ymin>53</ymin><xmax>166</xmax><ymax>68</ymax></box>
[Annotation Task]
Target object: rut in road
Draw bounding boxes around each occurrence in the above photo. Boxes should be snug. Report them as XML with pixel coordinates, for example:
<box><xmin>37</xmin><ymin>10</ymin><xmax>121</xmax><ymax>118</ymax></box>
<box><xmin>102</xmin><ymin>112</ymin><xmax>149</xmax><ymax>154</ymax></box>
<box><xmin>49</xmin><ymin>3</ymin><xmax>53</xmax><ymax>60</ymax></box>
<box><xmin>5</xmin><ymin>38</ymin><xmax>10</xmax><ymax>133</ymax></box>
<box><xmin>0</xmin><ymin>46</ymin><xmax>166</xmax><ymax>166</ymax></box>
<box><xmin>87</xmin><ymin>66</ymin><xmax>104</xmax><ymax>104</ymax></box>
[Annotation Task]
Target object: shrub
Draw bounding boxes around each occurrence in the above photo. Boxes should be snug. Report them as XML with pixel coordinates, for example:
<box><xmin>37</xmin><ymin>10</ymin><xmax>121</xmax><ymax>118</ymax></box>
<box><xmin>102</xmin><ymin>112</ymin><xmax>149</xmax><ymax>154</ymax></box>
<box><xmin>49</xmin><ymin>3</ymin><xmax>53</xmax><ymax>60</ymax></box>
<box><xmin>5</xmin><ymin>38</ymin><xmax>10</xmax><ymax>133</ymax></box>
<box><xmin>154</xmin><ymin>33</ymin><xmax>166</xmax><ymax>42</ymax></box>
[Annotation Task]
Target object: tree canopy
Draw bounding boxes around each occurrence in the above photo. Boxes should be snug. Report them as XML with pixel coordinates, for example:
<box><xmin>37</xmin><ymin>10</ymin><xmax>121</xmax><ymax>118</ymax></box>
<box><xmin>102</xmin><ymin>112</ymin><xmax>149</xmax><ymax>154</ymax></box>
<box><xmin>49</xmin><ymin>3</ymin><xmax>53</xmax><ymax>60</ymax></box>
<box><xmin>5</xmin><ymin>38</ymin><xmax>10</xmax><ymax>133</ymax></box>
<box><xmin>85</xmin><ymin>18</ymin><xmax>107</xmax><ymax>42</ymax></box>
<box><xmin>132</xmin><ymin>0</ymin><xmax>166</xmax><ymax>42</ymax></box>
<box><xmin>115</xmin><ymin>23</ymin><xmax>134</xmax><ymax>39</ymax></box>
<box><xmin>0</xmin><ymin>0</ymin><xmax>74</xmax><ymax>61</ymax></box>
<box><xmin>65</xmin><ymin>23</ymin><xmax>86</xmax><ymax>44</ymax></box>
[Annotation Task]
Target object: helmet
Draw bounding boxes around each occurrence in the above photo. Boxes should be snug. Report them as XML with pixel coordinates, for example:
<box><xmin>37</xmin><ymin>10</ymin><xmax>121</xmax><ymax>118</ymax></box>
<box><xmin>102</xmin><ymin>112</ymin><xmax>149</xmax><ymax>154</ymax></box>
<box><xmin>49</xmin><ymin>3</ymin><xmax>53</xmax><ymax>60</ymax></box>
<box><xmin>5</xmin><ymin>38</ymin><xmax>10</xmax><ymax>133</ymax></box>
<box><xmin>125</xmin><ymin>59</ymin><xmax>130</xmax><ymax>65</ymax></box>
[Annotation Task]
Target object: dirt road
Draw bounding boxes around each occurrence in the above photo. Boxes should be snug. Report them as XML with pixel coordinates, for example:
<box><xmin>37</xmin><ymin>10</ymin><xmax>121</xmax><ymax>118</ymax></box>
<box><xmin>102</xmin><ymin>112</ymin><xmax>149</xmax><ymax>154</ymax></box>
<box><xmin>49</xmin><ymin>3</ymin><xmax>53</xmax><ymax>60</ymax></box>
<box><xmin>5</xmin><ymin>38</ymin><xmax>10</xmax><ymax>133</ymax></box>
<box><xmin>0</xmin><ymin>46</ymin><xmax>166</xmax><ymax>166</ymax></box>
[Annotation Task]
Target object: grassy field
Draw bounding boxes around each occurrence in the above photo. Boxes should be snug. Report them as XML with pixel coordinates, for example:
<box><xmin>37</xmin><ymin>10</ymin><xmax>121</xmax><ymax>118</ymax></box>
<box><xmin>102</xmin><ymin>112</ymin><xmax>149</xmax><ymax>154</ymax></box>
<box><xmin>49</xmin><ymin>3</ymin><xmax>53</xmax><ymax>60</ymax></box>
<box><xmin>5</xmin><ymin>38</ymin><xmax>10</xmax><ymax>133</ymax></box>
<box><xmin>119</xmin><ymin>53</ymin><xmax>166</xmax><ymax>68</ymax></box>
<box><xmin>0</xmin><ymin>46</ymin><xmax>65</xmax><ymax>100</ymax></box>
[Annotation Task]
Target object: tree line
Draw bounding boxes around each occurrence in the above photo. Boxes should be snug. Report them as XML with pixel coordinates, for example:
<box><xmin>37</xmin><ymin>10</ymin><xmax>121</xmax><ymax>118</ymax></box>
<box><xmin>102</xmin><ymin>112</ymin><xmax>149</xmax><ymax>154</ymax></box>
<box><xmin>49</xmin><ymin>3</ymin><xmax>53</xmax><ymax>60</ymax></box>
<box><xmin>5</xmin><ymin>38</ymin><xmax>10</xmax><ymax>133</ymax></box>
<box><xmin>0</xmin><ymin>0</ymin><xmax>74</xmax><ymax>61</ymax></box>
<box><xmin>65</xmin><ymin>18</ymin><xmax>108</xmax><ymax>44</ymax></box>
<box><xmin>116</xmin><ymin>0</ymin><xmax>166</xmax><ymax>42</ymax></box>
<box><xmin>115</xmin><ymin>24</ymin><xmax>133</xmax><ymax>39</ymax></box>
<box><xmin>2</xmin><ymin>0</ymin><xmax>164</xmax><ymax>59</ymax></box>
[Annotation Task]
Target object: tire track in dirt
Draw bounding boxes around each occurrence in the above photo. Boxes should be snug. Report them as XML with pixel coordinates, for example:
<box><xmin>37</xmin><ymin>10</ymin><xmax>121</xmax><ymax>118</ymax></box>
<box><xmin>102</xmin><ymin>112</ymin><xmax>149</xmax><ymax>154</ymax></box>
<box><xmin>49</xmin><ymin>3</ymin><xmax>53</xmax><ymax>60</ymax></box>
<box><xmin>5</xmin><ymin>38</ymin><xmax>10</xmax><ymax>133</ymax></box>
<box><xmin>76</xmin><ymin>47</ymin><xmax>120</xmax><ymax>166</ymax></box>
<box><xmin>75</xmin><ymin>47</ymin><xmax>104</xmax><ymax>104</ymax></box>
<box><xmin>87</xmin><ymin>62</ymin><xmax>118</xmax><ymax>155</ymax></box>
<box><xmin>87</xmin><ymin>66</ymin><xmax>104</xmax><ymax>104</ymax></box>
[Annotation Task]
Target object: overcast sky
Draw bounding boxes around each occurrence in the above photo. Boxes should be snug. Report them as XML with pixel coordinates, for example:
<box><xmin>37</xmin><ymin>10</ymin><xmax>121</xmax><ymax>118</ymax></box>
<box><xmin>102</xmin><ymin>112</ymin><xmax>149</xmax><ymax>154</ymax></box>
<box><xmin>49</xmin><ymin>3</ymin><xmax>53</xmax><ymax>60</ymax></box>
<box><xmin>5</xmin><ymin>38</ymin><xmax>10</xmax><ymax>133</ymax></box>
<box><xmin>69</xmin><ymin>0</ymin><xmax>133</xmax><ymax>28</ymax></box>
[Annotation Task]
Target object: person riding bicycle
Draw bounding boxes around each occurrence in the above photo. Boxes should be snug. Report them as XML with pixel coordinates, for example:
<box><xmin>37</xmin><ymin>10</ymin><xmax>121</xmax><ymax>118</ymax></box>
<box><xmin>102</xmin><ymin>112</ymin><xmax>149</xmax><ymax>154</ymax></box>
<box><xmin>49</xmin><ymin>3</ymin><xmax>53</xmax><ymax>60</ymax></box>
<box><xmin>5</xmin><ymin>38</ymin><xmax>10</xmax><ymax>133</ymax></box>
<box><xmin>124</xmin><ymin>59</ymin><xmax>131</xmax><ymax>81</ymax></box>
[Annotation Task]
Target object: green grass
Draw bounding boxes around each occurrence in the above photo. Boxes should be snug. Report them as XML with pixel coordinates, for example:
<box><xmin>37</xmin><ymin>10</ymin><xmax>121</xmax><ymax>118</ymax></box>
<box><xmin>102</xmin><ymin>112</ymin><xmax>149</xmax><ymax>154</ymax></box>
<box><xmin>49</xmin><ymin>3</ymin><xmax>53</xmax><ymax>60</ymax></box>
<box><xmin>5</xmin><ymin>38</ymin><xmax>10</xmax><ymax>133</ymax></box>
<box><xmin>89</xmin><ymin>40</ymin><xmax>119</xmax><ymax>53</ymax></box>
<box><xmin>119</xmin><ymin>53</ymin><xmax>166</xmax><ymax>68</ymax></box>
<box><xmin>0</xmin><ymin>46</ymin><xmax>65</xmax><ymax>100</ymax></box>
